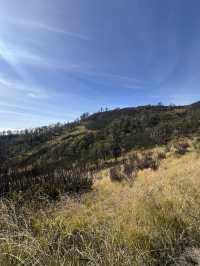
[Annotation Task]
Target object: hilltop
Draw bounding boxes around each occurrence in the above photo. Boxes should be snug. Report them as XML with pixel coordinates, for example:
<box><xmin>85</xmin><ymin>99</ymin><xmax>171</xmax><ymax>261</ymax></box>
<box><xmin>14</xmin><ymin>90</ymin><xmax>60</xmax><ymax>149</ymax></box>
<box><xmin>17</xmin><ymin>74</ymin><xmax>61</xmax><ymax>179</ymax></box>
<box><xmin>1</xmin><ymin>102</ymin><xmax>200</xmax><ymax>171</ymax></box>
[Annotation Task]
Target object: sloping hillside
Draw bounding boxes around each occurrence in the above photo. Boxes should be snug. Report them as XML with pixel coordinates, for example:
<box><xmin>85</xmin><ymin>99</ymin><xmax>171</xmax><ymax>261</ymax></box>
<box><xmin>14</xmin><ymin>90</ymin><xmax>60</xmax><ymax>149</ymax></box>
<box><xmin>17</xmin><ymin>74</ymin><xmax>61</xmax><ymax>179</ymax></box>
<box><xmin>1</xmin><ymin>103</ymin><xmax>200</xmax><ymax>265</ymax></box>
<box><xmin>1</xmin><ymin>102</ymin><xmax>200</xmax><ymax>171</ymax></box>
<box><xmin>1</xmin><ymin>142</ymin><xmax>200</xmax><ymax>265</ymax></box>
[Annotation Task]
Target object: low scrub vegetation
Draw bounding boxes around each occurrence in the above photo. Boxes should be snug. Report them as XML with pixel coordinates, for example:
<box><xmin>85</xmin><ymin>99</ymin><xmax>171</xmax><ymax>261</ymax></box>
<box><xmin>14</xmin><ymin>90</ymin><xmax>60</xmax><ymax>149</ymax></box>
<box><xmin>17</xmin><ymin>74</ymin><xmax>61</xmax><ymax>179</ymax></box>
<box><xmin>175</xmin><ymin>142</ymin><xmax>190</xmax><ymax>155</ymax></box>
<box><xmin>0</xmin><ymin>137</ymin><xmax>199</xmax><ymax>265</ymax></box>
<box><xmin>1</xmin><ymin>102</ymin><xmax>200</xmax><ymax>172</ymax></box>
<box><xmin>0</xmin><ymin>152</ymin><xmax>200</xmax><ymax>265</ymax></box>
<box><xmin>109</xmin><ymin>166</ymin><xmax>125</xmax><ymax>182</ymax></box>
<box><xmin>0</xmin><ymin>166</ymin><xmax>94</xmax><ymax>199</ymax></box>
<box><xmin>137</xmin><ymin>152</ymin><xmax>160</xmax><ymax>171</ymax></box>
<box><xmin>109</xmin><ymin>150</ymin><xmax>165</xmax><ymax>183</ymax></box>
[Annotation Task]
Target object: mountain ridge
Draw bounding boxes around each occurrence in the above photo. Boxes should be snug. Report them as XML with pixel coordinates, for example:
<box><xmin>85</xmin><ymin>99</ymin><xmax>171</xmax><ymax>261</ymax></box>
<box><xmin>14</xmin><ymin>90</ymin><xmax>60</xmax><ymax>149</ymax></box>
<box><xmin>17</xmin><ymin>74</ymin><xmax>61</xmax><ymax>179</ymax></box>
<box><xmin>1</xmin><ymin>101</ymin><xmax>200</xmax><ymax>171</ymax></box>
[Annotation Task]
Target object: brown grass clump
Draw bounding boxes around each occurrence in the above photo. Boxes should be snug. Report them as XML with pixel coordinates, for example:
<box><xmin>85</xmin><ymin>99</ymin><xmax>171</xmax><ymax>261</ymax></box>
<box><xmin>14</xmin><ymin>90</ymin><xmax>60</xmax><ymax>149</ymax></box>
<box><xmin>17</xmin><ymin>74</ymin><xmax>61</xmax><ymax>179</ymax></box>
<box><xmin>0</xmin><ymin>150</ymin><xmax>200</xmax><ymax>265</ymax></box>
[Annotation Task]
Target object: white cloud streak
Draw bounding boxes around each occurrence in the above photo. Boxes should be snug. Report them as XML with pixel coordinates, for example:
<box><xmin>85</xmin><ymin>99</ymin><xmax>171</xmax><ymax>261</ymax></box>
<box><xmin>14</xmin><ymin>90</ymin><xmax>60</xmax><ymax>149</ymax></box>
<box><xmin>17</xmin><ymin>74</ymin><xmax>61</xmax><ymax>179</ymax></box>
<box><xmin>0</xmin><ymin>101</ymin><xmax>78</xmax><ymax>119</ymax></box>
<box><xmin>0</xmin><ymin>75</ymin><xmax>48</xmax><ymax>99</ymax></box>
<box><xmin>89</xmin><ymin>72</ymin><xmax>142</xmax><ymax>84</ymax></box>
<box><xmin>0</xmin><ymin>37</ymin><xmax>90</xmax><ymax>75</ymax></box>
<box><xmin>2</xmin><ymin>17</ymin><xmax>90</xmax><ymax>41</ymax></box>
<box><xmin>0</xmin><ymin>15</ymin><xmax>91</xmax><ymax>83</ymax></box>
<box><xmin>21</xmin><ymin>20</ymin><xmax>90</xmax><ymax>41</ymax></box>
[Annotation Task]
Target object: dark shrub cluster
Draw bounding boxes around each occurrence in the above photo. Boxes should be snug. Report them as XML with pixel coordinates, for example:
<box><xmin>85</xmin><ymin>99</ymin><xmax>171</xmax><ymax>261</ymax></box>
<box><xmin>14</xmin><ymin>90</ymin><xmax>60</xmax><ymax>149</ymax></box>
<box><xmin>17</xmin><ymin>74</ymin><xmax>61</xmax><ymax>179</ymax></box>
<box><xmin>123</xmin><ymin>161</ymin><xmax>138</xmax><ymax>178</ymax></box>
<box><xmin>137</xmin><ymin>152</ymin><xmax>160</xmax><ymax>171</ymax></box>
<box><xmin>109</xmin><ymin>156</ymin><xmax>138</xmax><ymax>183</ymax></box>
<box><xmin>175</xmin><ymin>142</ymin><xmax>190</xmax><ymax>155</ymax></box>
<box><xmin>109</xmin><ymin>167</ymin><xmax>125</xmax><ymax>182</ymax></box>
<box><xmin>110</xmin><ymin>151</ymin><xmax>165</xmax><ymax>183</ymax></box>
<box><xmin>0</xmin><ymin>166</ymin><xmax>94</xmax><ymax>199</ymax></box>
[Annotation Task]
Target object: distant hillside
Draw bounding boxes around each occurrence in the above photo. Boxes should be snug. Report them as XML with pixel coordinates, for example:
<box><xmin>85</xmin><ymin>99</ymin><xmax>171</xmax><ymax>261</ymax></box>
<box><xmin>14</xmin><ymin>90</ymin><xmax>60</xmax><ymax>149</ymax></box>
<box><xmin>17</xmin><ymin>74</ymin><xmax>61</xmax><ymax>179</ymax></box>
<box><xmin>1</xmin><ymin>102</ymin><xmax>200</xmax><ymax>171</ymax></box>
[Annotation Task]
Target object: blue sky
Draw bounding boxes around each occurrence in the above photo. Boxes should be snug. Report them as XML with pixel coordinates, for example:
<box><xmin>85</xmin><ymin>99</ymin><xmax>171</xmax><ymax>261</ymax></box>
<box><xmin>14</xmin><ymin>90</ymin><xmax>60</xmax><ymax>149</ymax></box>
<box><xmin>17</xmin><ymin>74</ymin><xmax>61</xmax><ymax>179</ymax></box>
<box><xmin>1</xmin><ymin>0</ymin><xmax>200</xmax><ymax>129</ymax></box>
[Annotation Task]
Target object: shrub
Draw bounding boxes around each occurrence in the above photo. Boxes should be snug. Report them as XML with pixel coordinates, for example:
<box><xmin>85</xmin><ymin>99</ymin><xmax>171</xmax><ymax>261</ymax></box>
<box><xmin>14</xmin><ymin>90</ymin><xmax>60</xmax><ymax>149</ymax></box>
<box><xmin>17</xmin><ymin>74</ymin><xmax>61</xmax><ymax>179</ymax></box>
<box><xmin>138</xmin><ymin>152</ymin><xmax>160</xmax><ymax>171</ymax></box>
<box><xmin>110</xmin><ymin>151</ymin><xmax>162</xmax><ymax>184</ymax></box>
<box><xmin>110</xmin><ymin>161</ymin><xmax>138</xmax><ymax>184</ymax></box>
<box><xmin>110</xmin><ymin>167</ymin><xmax>124</xmax><ymax>182</ymax></box>
<box><xmin>55</xmin><ymin>168</ymin><xmax>93</xmax><ymax>193</ymax></box>
<box><xmin>157</xmin><ymin>151</ymin><xmax>166</xmax><ymax>160</ymax></box>
<box><xmin>123</xmin><ymin>162</ymin><xmax>138</xmax><ymax>179</ymax></box>
<box><xmin>0</xmin><ymin>166</ymin><xmax>94</xmax><ymax>199</ymax></box>
<box><xmin>175</xmin><ymin>142</ymin><xmax>190</xmax><ymax>155</ymax></box>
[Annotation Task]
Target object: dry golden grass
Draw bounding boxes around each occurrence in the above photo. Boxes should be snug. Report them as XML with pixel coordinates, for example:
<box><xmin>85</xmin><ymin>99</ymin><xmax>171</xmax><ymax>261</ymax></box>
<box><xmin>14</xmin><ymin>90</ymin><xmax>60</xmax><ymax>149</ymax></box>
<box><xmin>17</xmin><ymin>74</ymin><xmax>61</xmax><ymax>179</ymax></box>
<box><xmin>54</xmin><ymin>148</ymin><xmax>199</xmax><ymax>218</ymax></box>
<box><xmin>1</xmin><ymin>145</ymin><xmax>200</xmax><ymax>265</ymax></box>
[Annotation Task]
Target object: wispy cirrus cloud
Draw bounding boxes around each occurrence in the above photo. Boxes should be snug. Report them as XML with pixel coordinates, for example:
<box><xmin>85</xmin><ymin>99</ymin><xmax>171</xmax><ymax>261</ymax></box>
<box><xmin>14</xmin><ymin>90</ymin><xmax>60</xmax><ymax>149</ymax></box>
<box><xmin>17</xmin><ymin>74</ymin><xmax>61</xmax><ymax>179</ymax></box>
<box><xmin>0</xmin><ymin>14</ymin><xmax>93</xmax><ymax>99</ymax></box>
<box><xmin>0</xmin><ymin>101</ymin><xmax>78</xmax><ymax>119</ymax></box>
<box><xmin>0</xmin><ymin>75</ymin><xmax>48</xmax><ymax>99</ymax></box>
<box><xmin>0</xmin><ymin>37</ymin><xmax>92</xmax><ymax>76</ymax></box>
<box><xmin>0</xmin><ymin>15</ymin><xmax>91</xmax><ymax>84</ymax></box>
<box><xmin>87</xmin><ymin>72</ymin><xmax>142</xmax><ymax>84</ymax></box>
<box><xmin>19</xmin><ymin>20</ymin><xmax>90</xmax><ymax>41</ymax></box>
<box><xmin>71</xmin><ymin>69</ymin><xmax>146</xmax><ymax>91</ymax></box>
<box><xmin>1</xmin><ymin>16</ymin><xmax>90</xmax><ymax>41</ymax></box>
<box><xmin>0</xmin><ymin>38</ymin><xmax>33</xmax><ymax>81</ymax></box>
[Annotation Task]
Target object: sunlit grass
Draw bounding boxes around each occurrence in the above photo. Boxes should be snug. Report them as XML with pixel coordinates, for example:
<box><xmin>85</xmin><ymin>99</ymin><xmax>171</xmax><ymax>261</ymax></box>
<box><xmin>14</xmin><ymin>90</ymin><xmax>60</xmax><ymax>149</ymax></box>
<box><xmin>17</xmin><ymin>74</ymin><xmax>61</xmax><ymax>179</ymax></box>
<box><xmin>1</xmin><ymin>144</ymin><xmax>200</xmax><ymax>265</ymax></box>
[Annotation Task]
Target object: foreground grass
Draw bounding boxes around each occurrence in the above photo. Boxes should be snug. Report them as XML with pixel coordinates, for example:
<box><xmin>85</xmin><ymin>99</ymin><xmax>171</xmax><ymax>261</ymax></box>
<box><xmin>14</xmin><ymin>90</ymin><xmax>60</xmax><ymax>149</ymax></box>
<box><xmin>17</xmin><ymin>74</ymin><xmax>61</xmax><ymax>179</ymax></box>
<box><xmin>1</xmin><ymin>150</ymin><xmax>200</xmax><ymax>265</ymax></box>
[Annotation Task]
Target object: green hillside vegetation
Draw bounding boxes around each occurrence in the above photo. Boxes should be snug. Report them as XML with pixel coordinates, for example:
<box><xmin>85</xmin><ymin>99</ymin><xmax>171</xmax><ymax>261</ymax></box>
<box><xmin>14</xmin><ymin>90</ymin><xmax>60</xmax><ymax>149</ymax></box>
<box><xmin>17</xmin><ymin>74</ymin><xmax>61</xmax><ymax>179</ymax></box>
<box><xmin>1</xmin><ymin>102</ymin><xmax>200</xmax><ymax>265</ymax></box>
<box><xmin>1</xmin><ymin>102</ymin><xmax>200</xmax><ymax>172</ymax></box>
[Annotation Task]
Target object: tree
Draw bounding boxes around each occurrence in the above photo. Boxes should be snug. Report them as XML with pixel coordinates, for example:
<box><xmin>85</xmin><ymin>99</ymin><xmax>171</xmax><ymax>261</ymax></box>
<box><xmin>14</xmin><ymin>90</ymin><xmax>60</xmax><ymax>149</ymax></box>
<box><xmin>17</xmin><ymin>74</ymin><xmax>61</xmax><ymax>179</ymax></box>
<box><xmin>80</xmin><ymin>112</ymin><xmax>89</xmax><ymax>121</ymax></box>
